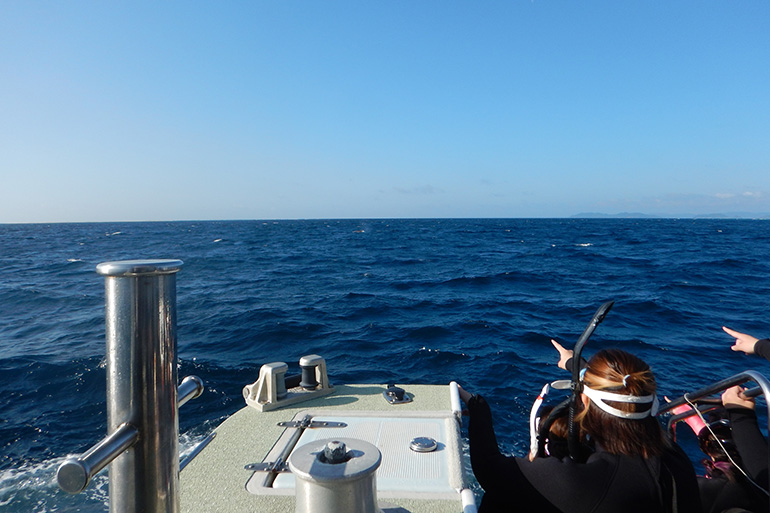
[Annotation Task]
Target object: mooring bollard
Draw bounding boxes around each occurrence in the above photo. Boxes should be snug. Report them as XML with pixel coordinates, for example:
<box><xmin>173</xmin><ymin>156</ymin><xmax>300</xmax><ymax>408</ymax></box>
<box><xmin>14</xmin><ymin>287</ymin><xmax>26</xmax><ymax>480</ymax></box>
<box><xmin>57</xmin><ymin>260</ymin><xmax>203</xmax><ymax>513</ymax></box>
<box><xmin>289</xmin><ymin>437</ymin><xmax>382</xmax><ymax>513</ymax></box>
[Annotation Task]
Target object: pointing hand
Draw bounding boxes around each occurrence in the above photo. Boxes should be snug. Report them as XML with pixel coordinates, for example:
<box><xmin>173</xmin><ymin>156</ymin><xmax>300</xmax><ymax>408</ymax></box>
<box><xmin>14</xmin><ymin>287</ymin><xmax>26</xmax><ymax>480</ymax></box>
<box><xmin>723</xmin><ymin>326</ymin><xmax>759</xmax><ymax>355</ymax></box>
<box><xmin>551</xmin><ymin>339</ymin><xmax>573</xmax><ymax>370</ymax></box>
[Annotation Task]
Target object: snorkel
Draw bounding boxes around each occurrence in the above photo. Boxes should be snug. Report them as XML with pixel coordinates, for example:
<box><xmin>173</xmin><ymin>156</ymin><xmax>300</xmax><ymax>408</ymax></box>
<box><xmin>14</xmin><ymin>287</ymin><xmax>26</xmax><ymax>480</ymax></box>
<box><xmin>529</xmin><ymin>383</ymin><xmax>551</xmax><ymax>458</ymax></box>
<box><xmin>567</xmin><ymin>300</ymin><xmax>614</xmax><ymax>461</ymax></box>
<box><xmin>534</xmin><ymin>386</ymin><xmax>570</xmax><ymax>458</ymax></box>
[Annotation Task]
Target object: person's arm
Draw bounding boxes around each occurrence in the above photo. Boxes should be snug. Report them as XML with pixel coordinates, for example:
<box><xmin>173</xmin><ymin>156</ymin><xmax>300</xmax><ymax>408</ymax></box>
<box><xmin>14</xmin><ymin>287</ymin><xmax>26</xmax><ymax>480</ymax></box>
<box><xmin>465</xmin><ymin>393</ymin><xmax>520</xmax><ymax>489</ymax></box>
<box><xmin>551</xmin><ymin>339</ymin><xmax>587</xmax><ymax>373</ymax></box>
<box><xmin>727</xmin><ymin>407</ymin><xmax>768</xmax><ymax>488</ymax></box>
<box><xmin>464</xmin><ymin>391</ymin><xmax>572</xmax><ymax>510</ymax></box>
<box><xmin>753</xmin><ymin>338</ymin><xmax>770</xmax><ymax>362</ymax></box>
<box><xmin>723</xmin><ymin>386</ymin><xmax>768</xmax><ymax>487</ymax></box>
<box><xmin>464</xmin><ymin>393</ymin><xmax>605</xmax><ymax>511</ymax></box>
<box><xmin>564</xmin><ymin>356</ymin><xmax>588</xmax><ymax>374</ymax></box>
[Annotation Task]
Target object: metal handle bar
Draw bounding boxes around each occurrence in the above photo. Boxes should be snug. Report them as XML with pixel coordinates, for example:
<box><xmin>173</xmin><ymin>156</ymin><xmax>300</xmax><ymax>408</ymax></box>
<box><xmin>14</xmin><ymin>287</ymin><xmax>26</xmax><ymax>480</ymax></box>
<box><xmin>665</xmin><ymin>404</ymin><xmax>723</xmax><ymax>434</ymax></box>
<box><xmin>659</xmin><ymin>370</ymin><xmax>770</xmax><ymax>417</ymax></box>
<box><xmin>661</xmin><ymin>375</ymin><xmax>765</xmax><ymax>436</ymax></box>
<box><xmin>178</xmin><ymin>375</ymin><xmax>205</xmax><ymax>407</ymax></box>
<box><xmin>667</xmin><ymin>385</ymin><xmax>762</xmax><ymax>411</ymax></box>
<box><xmin>57</xmin><ymin>422</ymin><xmax>139</xmax><ymax>494</ymax></box>
<box><xmin>57</xmin><ymin>375</ymin><xmax>204</xmax><ymax>494</ymax></box>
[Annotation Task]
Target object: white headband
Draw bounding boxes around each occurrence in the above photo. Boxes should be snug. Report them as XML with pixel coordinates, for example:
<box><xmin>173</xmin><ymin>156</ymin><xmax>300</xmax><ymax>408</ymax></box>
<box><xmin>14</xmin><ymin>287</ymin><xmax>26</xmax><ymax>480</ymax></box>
<box><xmin>582</xmin><ymin>384</ymin><xmax>659</xmax><ymax>419</ymax></box>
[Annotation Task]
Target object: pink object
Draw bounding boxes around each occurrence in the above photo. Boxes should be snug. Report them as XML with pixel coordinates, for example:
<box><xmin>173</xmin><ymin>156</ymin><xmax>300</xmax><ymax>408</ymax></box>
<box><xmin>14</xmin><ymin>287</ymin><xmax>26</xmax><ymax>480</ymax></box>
<box><xmin>671</xmin><ymin>404</ymin><xmax>707</xmax><ymax>434</ymax></box>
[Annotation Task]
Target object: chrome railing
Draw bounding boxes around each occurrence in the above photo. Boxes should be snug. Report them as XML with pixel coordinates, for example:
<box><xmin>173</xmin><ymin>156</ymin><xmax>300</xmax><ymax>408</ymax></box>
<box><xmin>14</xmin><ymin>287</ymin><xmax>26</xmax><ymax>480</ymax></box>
<box><xmin>57</xmin><ymin>260</ymin><xmax>204</xmax><ymax>513</ymax></box>
<box><xmin>659</xmin><ymin>370</ymin><xmax>770</xmax><ymax>430</ymax></box>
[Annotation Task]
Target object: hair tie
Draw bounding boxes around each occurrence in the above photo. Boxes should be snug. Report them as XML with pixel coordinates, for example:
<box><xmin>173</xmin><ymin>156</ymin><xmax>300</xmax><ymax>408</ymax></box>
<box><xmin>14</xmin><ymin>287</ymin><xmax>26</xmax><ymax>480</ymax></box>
<box><xmin>622</xmin><ymin>374</ymin><xmax>631</xmax><ymax>387</ymax></box>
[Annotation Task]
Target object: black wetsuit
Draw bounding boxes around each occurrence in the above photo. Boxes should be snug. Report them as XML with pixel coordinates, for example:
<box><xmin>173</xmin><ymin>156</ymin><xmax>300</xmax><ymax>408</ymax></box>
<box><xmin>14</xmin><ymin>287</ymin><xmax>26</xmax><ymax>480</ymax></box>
<box><xmin>467</xmin><ymin>394</ymin><xmax>702</xmax><ymax>513</ymax></box>
<box><xmin>728</xmin><ymin>406</ymin><xmax>769</xmax><ymax>490</ymax></box>
<box><xmin>686</xmin><ymin>335</ymin><xmax>770</xmax><ymax>513</ymax></box>
<box><xmin>739</xmin><ymin>336</ymin><xmax>770</xmax><ymax>492</ymax></box>
<box><xmin>695</xmin><ymin>405</ymin><xmax>769</xmax><ymax>512</ymax></box>
<box><xmin>698</xmin><ymin>471</ymin><xmax>765</xmax><ymax>513</ymax></box>
<box><xmin>754</xmin><ymin>339</ymin><xmax>770</xmax><ymax>363</ymax></box>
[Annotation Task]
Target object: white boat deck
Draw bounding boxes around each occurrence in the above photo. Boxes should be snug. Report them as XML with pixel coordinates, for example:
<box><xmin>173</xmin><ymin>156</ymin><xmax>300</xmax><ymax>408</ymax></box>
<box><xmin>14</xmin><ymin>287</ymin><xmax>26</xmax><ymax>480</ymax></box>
<box><xmin>180</xmin><ymin>383</ymin><xmax>474</xmax><ymax>513</ymax></box>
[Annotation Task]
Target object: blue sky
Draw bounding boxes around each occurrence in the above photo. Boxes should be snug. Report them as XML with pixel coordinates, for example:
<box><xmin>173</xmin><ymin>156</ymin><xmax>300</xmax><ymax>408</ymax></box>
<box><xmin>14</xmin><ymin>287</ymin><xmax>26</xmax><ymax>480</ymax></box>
<box><xmin>2</xmin><ymin>1</ymin><xmax>768</xmax><ymax>222</ymax></box>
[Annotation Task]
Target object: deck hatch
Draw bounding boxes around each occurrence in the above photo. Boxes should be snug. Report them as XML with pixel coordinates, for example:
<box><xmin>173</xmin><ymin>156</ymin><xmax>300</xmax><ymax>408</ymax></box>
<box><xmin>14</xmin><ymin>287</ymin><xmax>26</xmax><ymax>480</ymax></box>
<box><xmin>246</xmin><ymin>411</ymin><xmax>462</xmax><ymax>499</ymax></box>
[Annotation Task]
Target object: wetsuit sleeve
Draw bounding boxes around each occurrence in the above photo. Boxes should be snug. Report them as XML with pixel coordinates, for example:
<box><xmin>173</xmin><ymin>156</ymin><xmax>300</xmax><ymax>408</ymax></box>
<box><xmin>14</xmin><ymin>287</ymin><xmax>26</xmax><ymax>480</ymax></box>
<box><xmin>727</xmin><ymin>406</ymin><xmax>768</xmax><ymax>488</ymax></box>
<box><xmin>564</xmin><ymin>357</ymin><xmax>588</xmax><ymax>374</ymax></box>
<box><xmin>753</xmin><ymin>339</ymin><xmax>770</xmax><ymax>362</ymax></box>
<box><xmin>466</xmin><ymin>395</ymin><xmax>563</xmax><ymax>512</ymax></box>
<box><xmin>466</xmin><ymin>394</ymin><xmax>521</xmax><ymax>489</ymax></box>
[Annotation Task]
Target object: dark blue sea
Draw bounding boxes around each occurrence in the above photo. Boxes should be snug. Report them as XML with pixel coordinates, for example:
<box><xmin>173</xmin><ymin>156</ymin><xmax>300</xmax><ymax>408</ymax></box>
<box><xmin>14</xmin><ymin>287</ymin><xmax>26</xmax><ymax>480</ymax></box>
<box><xmin>2</xmin><ymin>218</ymin><xmax>770</xmax><ymax>512</ymax></box>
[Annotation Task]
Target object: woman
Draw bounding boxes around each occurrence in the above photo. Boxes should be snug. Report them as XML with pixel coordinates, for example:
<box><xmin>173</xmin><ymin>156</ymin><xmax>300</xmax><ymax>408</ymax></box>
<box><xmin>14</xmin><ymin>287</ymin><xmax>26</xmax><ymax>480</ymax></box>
<box><xmin>460</xmin><ymin>348</ymin><xmax>701</xmax><ymax>512</ymax></box>
<box><xmin>670</xmin><ymin>398</ymin><xmax>764</xmax><ymax>513</ymax></box>
<box><xmin>717</xmin><ymin>385</ymin><xmax>769</xmax><ymax>510</ymax></box>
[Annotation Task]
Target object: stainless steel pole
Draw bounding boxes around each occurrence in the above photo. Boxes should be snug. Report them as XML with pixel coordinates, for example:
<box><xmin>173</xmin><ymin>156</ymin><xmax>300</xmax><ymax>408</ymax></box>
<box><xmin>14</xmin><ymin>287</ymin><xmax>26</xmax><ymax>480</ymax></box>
<box><xmin>96</xmin><ymin>259</ymin><xmax>184</xmax><ymax>513</ymax></box>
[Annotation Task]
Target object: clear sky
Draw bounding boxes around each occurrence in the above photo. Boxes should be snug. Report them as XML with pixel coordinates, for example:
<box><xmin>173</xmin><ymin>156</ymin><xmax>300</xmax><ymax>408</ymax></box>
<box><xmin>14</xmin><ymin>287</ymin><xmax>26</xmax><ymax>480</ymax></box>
<box><xmin>2</xmin><ymin>1</ymin><xmax>768</xmax><ymax>222</ymax></box>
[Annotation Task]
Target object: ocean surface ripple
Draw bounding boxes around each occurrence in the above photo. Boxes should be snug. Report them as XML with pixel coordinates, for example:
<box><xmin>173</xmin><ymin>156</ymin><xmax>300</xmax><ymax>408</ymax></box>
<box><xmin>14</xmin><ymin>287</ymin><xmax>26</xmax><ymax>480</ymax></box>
<box><xmin>1</xmin><ymin>218</ymin><xmax>769</xmax><ymax>511</ymax></box>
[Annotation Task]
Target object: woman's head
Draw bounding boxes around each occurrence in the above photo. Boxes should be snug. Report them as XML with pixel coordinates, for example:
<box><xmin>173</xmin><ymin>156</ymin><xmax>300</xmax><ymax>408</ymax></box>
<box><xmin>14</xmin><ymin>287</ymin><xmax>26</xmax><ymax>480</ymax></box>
<box><xmin>577</xmin><ymin>348</ymin><xmax>666</xmax><ymax>457</ymax></box>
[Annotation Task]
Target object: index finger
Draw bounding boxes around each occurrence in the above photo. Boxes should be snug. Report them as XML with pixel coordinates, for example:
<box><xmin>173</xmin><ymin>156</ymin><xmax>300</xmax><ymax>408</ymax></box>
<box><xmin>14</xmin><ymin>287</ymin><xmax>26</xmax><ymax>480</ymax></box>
<box><xmin>551</xmin><ymin>339</ymin><xmax>566</xmax><ymax>352</ymax></box>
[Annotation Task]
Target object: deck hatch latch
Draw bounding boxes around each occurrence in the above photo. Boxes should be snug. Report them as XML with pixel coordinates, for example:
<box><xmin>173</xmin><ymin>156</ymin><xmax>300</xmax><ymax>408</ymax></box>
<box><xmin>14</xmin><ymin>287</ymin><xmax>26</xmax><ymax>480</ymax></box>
<box><xmin>244</xmin><ymin>415</ymin><xmax>347</xmax><ymax>478</ymax></box>
<box><xmin>244</xmin><ymin>460</ymin><xmax>290</xmax><ymax>473</ymax></box>
<box><xmin>277</xmin><ymin>419</ymin><xmax>347</xmax><ymax>429</ymax></box>
<box><xmin>383</xmin><ymin>385</ymin><xmax>412</xmax><ymax>405</ymax></box>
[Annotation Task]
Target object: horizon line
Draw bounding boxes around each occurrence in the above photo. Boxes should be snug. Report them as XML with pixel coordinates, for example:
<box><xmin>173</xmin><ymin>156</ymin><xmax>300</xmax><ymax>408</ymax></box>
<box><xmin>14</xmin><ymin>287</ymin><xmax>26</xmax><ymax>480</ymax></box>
<box><xmin>2</xmin><ymin>213</ymin><xmax>770</xmax><ymax>225</ymax></box>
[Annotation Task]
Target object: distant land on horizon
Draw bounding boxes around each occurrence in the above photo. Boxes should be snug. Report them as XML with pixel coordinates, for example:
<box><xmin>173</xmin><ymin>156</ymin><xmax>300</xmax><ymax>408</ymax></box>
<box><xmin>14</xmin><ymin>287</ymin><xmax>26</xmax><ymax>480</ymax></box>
<box><xmin>3</xmin><ymin>214</ymin><xmax>770</xmax><ymax>225</ymax></box>
<box><xmin>571</xmin><ymin>212</ymin><xmax>770</xmax><ymax>219</ymax></box>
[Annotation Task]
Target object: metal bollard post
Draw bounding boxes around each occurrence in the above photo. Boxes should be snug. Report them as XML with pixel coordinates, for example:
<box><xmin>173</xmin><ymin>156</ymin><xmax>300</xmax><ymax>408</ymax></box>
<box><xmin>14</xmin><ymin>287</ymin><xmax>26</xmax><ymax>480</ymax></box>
<box><xmin>96</xmin><ymin>259</ymin><xmax>184</xmax><ymax>513</ymax></box>
<box><xmin>289</xmin><ymin>438</ymin><xmax>382</xmax><ymax>513</ymax></box>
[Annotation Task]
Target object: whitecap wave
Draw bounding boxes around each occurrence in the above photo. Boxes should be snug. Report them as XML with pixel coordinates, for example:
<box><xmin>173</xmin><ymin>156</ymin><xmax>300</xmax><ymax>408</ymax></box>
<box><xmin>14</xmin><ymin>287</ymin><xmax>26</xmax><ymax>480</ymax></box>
<box><xmin>0</xmin><ymin>457</ymin><xmax>108</xmax><ymax>512</ymax></box>
<box><xmin>0</xmin><ymin>433</ymin><xmax>210</xmax><ymax>513</ymax></box>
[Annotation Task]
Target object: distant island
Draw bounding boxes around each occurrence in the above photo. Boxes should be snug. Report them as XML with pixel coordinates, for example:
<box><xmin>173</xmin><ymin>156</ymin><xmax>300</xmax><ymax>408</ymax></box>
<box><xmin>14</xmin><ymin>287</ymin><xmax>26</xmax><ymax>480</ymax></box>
<box><xmin>571</xmin><ymin>212</ymin><xmax>770</xmax><ymax>219</ymax></box>
<box><xmin>572</xmin><ymin>212</ymin><xmax>658</xmax><ymax>218</ymax></box>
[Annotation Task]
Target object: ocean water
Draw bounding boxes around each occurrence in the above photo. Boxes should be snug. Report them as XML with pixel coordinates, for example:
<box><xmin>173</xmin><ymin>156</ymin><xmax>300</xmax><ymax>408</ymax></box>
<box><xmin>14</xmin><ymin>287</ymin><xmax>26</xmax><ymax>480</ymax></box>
<box><xmin>1</xmin><ymin>218</ymin><xmax>769</xmax><ymax>511</ymax></box>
